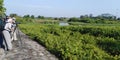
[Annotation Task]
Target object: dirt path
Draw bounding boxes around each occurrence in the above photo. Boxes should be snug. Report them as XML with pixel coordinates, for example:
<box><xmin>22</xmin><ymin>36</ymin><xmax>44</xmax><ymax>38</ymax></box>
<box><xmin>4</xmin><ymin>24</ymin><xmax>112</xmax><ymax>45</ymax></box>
<box><xmin>0</xmin><ymin>30</ymin><xmax>58</xmax><ymax>60</ymax></box>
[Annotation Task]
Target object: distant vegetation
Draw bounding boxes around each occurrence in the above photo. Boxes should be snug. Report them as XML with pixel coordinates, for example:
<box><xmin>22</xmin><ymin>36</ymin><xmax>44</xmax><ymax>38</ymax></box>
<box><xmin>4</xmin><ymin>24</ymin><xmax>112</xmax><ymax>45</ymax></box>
<box><xmin>8</xmin><ymin>13</ymin><xmax>120</xmax><ymax>25</ymax></box>
<box><xmin>68</xmin><ymin>13</ymin><xmax>120</xmax><ymax>25</ymax></box>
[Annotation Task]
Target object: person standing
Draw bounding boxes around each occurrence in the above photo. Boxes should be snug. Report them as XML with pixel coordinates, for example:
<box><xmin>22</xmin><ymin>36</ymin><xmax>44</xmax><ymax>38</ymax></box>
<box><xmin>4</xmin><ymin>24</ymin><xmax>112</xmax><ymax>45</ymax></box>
<box><xmin>2</xmin><ymin>17</ymin><xmax>14</xmax><ymax>50</ymax></box>
<box><xmin>11</xmin><ymin>17</ymin><xmax>17</xmax><ymax>41</ymax></box>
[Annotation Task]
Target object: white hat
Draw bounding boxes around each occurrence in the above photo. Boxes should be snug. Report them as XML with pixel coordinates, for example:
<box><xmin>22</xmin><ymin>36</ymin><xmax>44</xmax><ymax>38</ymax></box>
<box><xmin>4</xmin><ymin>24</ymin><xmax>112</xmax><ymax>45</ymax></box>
<box><xmin>7</xmin><ymin>19</ymin><xmax>13</xmax><ymax>22</ymax></box>
<box><xmin>12</xmin><ymin>17</ymin><xmax>16</xmax><ymax>20</ymax></box>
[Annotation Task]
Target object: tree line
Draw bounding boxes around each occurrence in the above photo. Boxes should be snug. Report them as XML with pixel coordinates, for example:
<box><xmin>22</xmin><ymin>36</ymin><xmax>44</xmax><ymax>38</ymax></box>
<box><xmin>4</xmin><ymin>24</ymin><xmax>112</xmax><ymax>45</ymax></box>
<box><xmin>9</xmin><ymin>13</ymin><xmax>120</xmax><ymax>24</ymax></box>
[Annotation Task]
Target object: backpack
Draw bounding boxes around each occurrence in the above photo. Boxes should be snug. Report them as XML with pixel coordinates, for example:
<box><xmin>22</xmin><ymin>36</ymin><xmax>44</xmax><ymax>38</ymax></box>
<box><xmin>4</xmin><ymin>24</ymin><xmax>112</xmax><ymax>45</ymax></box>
<box><xmin>0</xmin><ymin>18</ymin><xmax>5</xmax><ymax>31</ymax></box>
<box><xmin>0</xmin><ymin>14</ymin><xmax>6</xmax><ymax>31</ymax></box>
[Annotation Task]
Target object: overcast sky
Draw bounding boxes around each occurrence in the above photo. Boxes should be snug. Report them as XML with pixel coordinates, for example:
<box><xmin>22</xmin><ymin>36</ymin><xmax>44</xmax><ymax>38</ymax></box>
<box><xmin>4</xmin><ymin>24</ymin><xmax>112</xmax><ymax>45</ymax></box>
<box><xmin>4</xmin><ymin>0</ymin><xmax>120</xmax><ymax>17</ymax></box>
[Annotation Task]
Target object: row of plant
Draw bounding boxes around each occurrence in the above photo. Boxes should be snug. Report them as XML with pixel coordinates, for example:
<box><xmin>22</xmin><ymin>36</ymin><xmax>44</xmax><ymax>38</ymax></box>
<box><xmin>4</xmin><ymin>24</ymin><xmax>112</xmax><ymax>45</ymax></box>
<box><xmin>68</xmin><ymin>22</ymin><xmax>120</xmax><ymax>26</ymax></box>
<box><xmin>19</xmin><ymin>24</ymin><xmax>120</xmax><ymax>60</ymax></box>
<box><xmin>35</xmin><ymin>20</ymin><xmax>59</xmax><ymax>24</ymax></box>
<box><xmin>62</xmin><ymin>26</ymin><xmax>120</xmax><ymax>40</ymax></box>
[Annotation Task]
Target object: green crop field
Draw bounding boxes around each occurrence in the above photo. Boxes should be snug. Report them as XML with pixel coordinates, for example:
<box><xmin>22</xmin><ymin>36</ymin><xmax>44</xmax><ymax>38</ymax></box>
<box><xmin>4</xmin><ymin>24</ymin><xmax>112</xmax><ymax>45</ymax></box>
<box><xmin>19</xmin><ymin>24</ymin><xmax>120</xmax><ymax>60</ymax></box>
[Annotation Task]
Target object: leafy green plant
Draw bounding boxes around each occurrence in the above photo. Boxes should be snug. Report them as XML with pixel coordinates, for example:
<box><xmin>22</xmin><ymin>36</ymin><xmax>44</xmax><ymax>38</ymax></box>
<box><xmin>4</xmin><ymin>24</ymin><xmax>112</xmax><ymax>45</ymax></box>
<box><xmin>19</xmin><ymin>24</ymin><xmax>120</xmax><ymax>60</ymax></box>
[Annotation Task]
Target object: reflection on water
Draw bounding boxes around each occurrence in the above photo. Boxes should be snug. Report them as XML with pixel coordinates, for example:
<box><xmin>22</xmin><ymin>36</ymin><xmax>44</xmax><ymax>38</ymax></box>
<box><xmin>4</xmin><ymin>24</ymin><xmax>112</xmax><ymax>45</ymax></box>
<box><xmin>59</xmin><ymin>22</ymin><xmax>69</xmax><ymax>26</ymax></box>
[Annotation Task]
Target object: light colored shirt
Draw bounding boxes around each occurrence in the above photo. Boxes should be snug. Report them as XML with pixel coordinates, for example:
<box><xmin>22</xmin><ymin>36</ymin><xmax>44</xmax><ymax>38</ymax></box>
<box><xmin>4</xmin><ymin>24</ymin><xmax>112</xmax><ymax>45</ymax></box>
<box><xmin>4</xmin><ymin>23</ymin><xmax>13</xmax><ymax>31</ymax></box>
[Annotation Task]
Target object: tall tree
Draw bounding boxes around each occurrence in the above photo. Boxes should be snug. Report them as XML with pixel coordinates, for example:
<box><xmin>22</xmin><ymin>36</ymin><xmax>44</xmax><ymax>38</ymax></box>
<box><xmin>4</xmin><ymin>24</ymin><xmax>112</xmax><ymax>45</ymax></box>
<box><xmin>37</xmin><ymin>15</ymin><xmax>44</xmax><ymax>19</ymax></box>
<box><xmin>10</xmin><ymin>13</ymin><xmax>18</xmax><ymax>17</ymax></box>
<box><xmin>23</xmin><ymin>15</ymin><xmax>30</xmax><ymax>18</ymax></box>
<box><xmin>31</xmin><ymin>15</ymin><xmax>35</xmax><ymax>19</ymax></box>
<box><xmin>0</xmin><ymin>0</ymin><xmax>6</xmax><ymax>18</ymax></box>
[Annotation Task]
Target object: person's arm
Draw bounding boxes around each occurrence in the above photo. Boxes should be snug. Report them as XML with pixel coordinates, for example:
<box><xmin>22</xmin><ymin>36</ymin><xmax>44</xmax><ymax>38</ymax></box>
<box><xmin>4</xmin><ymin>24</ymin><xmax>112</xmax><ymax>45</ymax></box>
<box><xmin>6</xmin><ymin>23</ymin><xmax>13</xmax><ymax>32</ymax></box>
<box><xmin>9</xmin><ymin>24</ymin><xmax>14</xmax><ymax>32</ymax></box>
